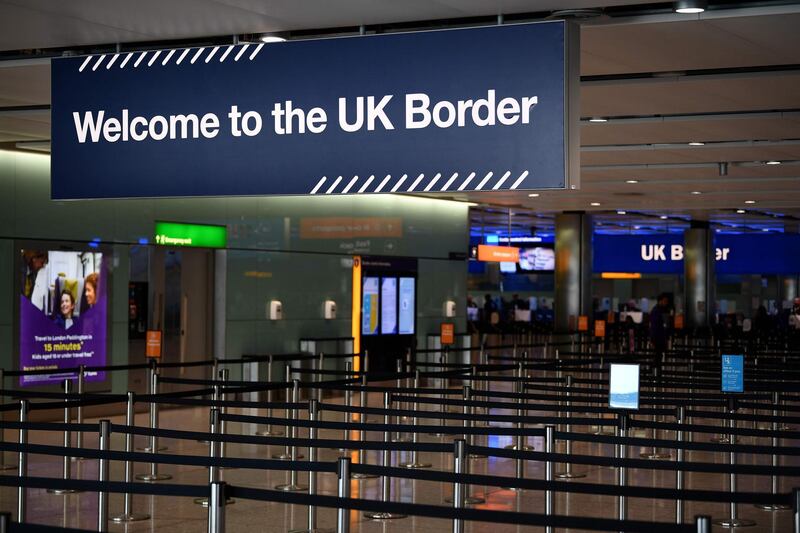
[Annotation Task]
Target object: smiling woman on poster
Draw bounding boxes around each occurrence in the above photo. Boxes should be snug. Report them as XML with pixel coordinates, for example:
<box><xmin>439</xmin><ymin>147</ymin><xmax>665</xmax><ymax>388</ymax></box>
<box><xmin>54</xmin><ymin>290</ymin><xmax>76</xmax><ymax>330</ymax></box>
<box><xmin>83</xmin><ymin>272</ymin><xmax>98</xmax><ymax>310</ymax></box>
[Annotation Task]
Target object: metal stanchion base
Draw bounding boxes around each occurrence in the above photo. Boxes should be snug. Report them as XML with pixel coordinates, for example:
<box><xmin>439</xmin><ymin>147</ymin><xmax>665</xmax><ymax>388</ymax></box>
<box><xmin>363</xmin><ymin>512</ymin><xmax>407</xmax><ymax>520</ymax></box>
<box><xmin>352</xmin><ymin>472</ymin><xmax>379</xmax><ymax>479</ymax></box>
<box><xmin>111</xmin><ymin>513</ymin><xmax>151</xmax><ymax>523</ymax></box>
<box><xmin>468</xmin><ymin>453</ymin><xmax>487</xmax><ymax>459</ymax></box>
<box><xmin>555</xmin><ymin>471</ymin><xmax>586</xmax><ymax>479</ymax></box>
<box><xmin>754</xmin><ymin>503</ymin><xmax>791</xmax><ymax>511</ymax></box>
<box><xmin>398</xmin><ymin>461</ymin><xmax>432</xmax><ymax>469</ymax></box>
<box><xmin>504</xmin><ymin>444</ymin><xmax>534</xmax><ymax>451</ymax></box>
<box><xmin>712</xmin><ymin>518</ymin><xmax>756</xmax><ymax>528</ymax></box>
<box><xmin>194</xmin><ymin>497</ymin><xmax>235</xmax><ymax>507</ymax></box>
<box><xmin>444</xmin><ymin>495</ymin><xmax>486</xmax><ymax>504</ymax></box>
<box><xmin>255</xmin><ymin>429</ymin><xmax>283</xmax><ymax>436</ymax></box>
<box><xmin>592</xmin><ymin>427</ymin><xmax>615</xmax><ymax>436</ymax></box>
<box><xmin>272</xmin><ymin>452</ymin><xmax>305</xmax><ymax>460</ymax></box>
<box><xmin>136</xmin><ymin>445</ymin><xmax>167</xmax><ymax>452</ymax></box>
<box><xmin>710</xmin><ymin>435</ymin><xmax>731</xmax><ymax>444</ymax></box>
<box><xmin>639</xmin><ymin>451</ymin><xmax>672</xmax><ymax>460</ymax></box>
<box><xmin>288</xmin><ymin>528</ymin><xmax>335</xmax><ymax>533</ymax></box>
<box><xmin>275</xmin><ymin>483</ymin><xmax>308</xmax><ymax>492</ymax></box>
<box><xmin>135</xmin><ymin>473</ymin><xmax>172</xmax><ymax>482</ymax></box>
<box><xmin>392</xmin><ymin>435</ymin><xmax>412</xmax><ymax>443</ymax></box>
<box><xmin>47</xmin><ymin>488</ymin><xmax>81</xmax><ymax>494</ymax></box>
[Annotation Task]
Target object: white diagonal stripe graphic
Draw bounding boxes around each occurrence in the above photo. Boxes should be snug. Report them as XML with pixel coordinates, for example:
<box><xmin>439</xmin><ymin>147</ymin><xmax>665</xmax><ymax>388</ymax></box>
<box><xmin>234</xmin><ymin>44</ymin><xmax>250</xmax><ymax>61</ymax></box>
<box><xmin>358</xmin><ymin>175</ymin><xmax>375</xmax><ymax>193</ymax></box>
<box><xmin>161</xmin><ymin>49</ymin><xmax>176</xmax><ymax>66</ymax></box>
<box><xmin>92</xmin><ymin>55</ymin><xmax>106</xmax><ymax>71</ymax></box>
<box><xmin>190</xmin><ymin>48</ymin><xmax>205</xmax><ymax>64</ymax></box>
<box><xmin>458</xmin><ymin>172</ymin><xmax>476</xmax><ymax>191</ymax></box>
<box><xmin>249</xmin><ymin>43</ymin><xmax>265</xmax><ymax>60</ymax></box>
<box><xmin>342</xmin><ymin>175</ymin><xmax>359</xmax><ymax>194</ymax></box>
<box><xmin>119</xmin><ymin>53</ymin><xmax>133</xmax><ymax>69</ymax></box>
<box><xmin>133</xmin><ymin>52</ymin><xmax>148</xmax><ymax>68</ymax></box>
<box><xmin>205</xmin><ymin>46</ymin><xmax>220</xmax><ymax>63</ymax></box>
<box><xmin>147</xmin><ymin>50</ymin><xmax>162</xmax><ymax>67</ymax></box>
<box><xmin>391</xmin><ymin>174</ymin><xmax>408</xmax><ymax>192</ymax></box>
<box><xmin>441</xmin><ymin>172</ymin><xmax>459</xmax><ymax>191</ymax></box>
<box><xmin>325</xmin><ymin>176</ymin><xmax>343</xmax><ymax>194</ymax></box>
<box><xmin>492</xmin><ymin>171</ymin><xmax>512</xmax><ymax>190</ymax></box>
<box><xmin>176</xmin><ymin>49</ymin><xmax>190</xmax><ymax>65</ymax></box>
<box><xmin>475</xmin><ymin>172</ymin><xmax>494</xmax><ymax>190</ymax></box>
<box><xmin>374</xmin><ymin>174</ymin><xmax>392</xmax><ymax>193</ymax></box>
<box><xmin>424</xmin><ymin>173</ymin><xmax>442</xmax><ymax>192</ymax></box>
<box><xmin>310</xmin><ymin>176</ymin><xmax>327</xmax><ymax>194</ymax></box>
<box><xmin>219</xmin><ymin>45</ymin><xmax>234</xmax><ymax>62</ymax></box>
<box><xmin>78</xmin><ymin>56</ymin><xmax>93</xmax><ymax>72</ymax></box>
<box><xmin>407</xmin><ymin>174</ymin><xmax>425</xmax><ymax>192</ymax></box>
<box><xmin>106</xmin><ymin>54</ymin><xmax>120</xmax><ymax>69</ymax></box>
<box><xmin>510</xmin><ymin>170</ymin><xmax>529</xmax><ymax>190</ymax></box>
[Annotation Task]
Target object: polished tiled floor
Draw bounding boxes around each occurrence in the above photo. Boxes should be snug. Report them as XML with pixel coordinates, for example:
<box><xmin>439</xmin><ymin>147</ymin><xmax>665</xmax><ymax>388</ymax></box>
<box><xmin>2</xmin><ymin>385</ymin><xmax>797</xmax><ymax>532</ymax></box>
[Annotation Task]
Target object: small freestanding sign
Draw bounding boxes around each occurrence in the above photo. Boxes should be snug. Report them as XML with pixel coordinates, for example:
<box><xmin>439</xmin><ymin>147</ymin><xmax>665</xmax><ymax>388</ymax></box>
<box><xmin>721</xmin><ymin>354</ymin><xmax>744</xmax><ymax>393</ymax></box>
<box><xmin>52</xmin><ymin>21</ymin><xmax>579</xmax><ymax>199</ymax></box>
<box><xmin>609</xmin><ymin>364</ymin><xmax>640</xmax><ymax>410</ymax></box>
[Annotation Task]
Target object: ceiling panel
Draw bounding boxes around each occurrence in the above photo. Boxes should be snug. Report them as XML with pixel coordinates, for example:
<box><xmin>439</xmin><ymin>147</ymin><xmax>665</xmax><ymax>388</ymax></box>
<box><xmin>580</xmin><ymin>144</ymin><xmax>800</xmax><ymax>166</ymax></box>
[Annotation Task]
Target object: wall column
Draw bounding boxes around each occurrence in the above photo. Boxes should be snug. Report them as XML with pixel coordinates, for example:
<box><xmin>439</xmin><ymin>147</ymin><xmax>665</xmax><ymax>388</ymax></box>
<box><xmin>214</xmin><ymin>250</ymin><xmax>227</xmax><ymax>360</ymax></box>
<box><xmin>684</xmin><ymin>221</ymin><xmax>715</xmax><ymax>331</ymax></box>
<box><xmin>554</xmin><ymin>212</ymin><xmax>593</xmax><ymax>333</ymax></box>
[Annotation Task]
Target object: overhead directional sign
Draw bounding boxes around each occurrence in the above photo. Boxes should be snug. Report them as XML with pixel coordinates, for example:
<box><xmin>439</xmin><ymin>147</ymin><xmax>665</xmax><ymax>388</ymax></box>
<box><xmin>51</xmin><ymin>21</ymin><xmax>579</xmax><ymax>199</ymax></box>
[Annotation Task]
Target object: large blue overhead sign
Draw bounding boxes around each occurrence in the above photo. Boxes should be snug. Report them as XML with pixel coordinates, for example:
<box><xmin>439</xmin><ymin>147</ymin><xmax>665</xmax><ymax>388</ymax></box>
<box><xmin>51</xmin><ymin>22</ymin><xmax>580</xmax><ymax>200</ymax></box>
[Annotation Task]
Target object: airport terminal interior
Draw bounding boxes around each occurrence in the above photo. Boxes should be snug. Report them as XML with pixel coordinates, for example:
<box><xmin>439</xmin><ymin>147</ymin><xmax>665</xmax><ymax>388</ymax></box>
<box><xmin>1</xmin><ymin>0</ymin><xmax>800</xmax><ymax>532</ymax></box>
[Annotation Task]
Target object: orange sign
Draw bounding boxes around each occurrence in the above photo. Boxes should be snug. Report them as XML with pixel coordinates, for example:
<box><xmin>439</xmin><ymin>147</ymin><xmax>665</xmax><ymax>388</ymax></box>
<box><xmin>578</xmin><ymin>315</ymin><xmax>589</xmax><ymax>332</ymax></box>
<box><xmin>674</xmin><ymin>314</ymin><xmax>684</xmax><ymax>330</ymax></box>
<box><xmin>476</xmin><ymin>245</ymin><xmax>520</xmax><ymax>263</ymax></box>
<box><xmin>607</xmin><ymin>310</ymin><xmax>615</xmax><ymax>324</ymax></box>
<box><xmin>440</xmin><ymin>323</ymin><xmax>455</xmax><ymax>345</ymax></box>
<box><xmin>145</xmin><ymin>330</ymin><xmax>162</xmax><ymax>358</ymax></box>
<box><xmin>594</xmin><ymin>320</ymin><xmax>606</xmax><ymax>337</ymax></box>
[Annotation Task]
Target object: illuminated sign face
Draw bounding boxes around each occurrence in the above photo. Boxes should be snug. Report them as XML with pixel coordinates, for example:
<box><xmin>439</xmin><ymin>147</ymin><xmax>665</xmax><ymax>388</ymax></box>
<box><xmin>154</xmin><ymin>221</ymin><xmax>227</xmax><ymax>248</ymax></box>
<box><xmin>477</xmin><ymin>245</ymin><xmax>520</xmax><ymax>262</ymax></box>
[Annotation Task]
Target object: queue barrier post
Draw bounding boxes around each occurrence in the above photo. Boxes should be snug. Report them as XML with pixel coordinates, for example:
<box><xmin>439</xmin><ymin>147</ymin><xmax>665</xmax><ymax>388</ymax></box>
<box><xmin>464</xmin><ymin>386</ymin><xmax>485</xmax><ymax>459</ymax></box>
<box><xmin>392</xmin><ymin>360</ymin><xmax>409</xmax><ymax>443</ymax></box>
<box><xmin>75</xmin><ymin>365</ymin><xmax>85</xmax><ymax>455</ymax></box>
<box><xmin>208</xmin><ymin>481</ymin><xmax>226</xmax><ymax>533</ymax></box>
<box><xmin>713</xmin><ymin>398</ymin><xmax>755</xmax><ymax>528</ymax></box>
<box><xmin>97</xmin><ymin>419</ymin><xmax>110</xmax><ymax>532</ymax></box>
<box><xmin>277</xmin><ymin>379</ymin><xmax>307</xmax><ymax>491</ymax></box>
<box><xmin>112</xmin><ymin>392</ymin><xmax>150</xmax><ymax>523</ymax></box>
<box><xmin>0</xmin><ymin>512</ymin><xmax>9</xmax><ymax>533</ymax></box>
<box><xmin>617</xmin><ymin>412</ymin><xmax>628</xmax><ymax>529</ymax></box>
<box><xmin>218</xmin><ymin>369</ymin><xmax>229</xmax><ymax>461</ymax></box>
<box><xmin>452</xmin><ymin>439</ymin><xmax>466</xmax><ymax>533</ymax></box>
<box><xmin>556</xmin><ymin>375</ymin><xmax>585</xmax><ymax>478</ymax></box>
<box><xmin>274</xmin><ymin>366</ymin><xmax>303</xmax><ymax>460</ymax></box>
<box><xmin>505</xmin><ymin>364</ymin><xmax>532</xmax><ymax>452</ymax></box>
<box><xmin>545</xmin><ymin>425</ymin><xmax>554</xmax><ymax>533</ymax></box>
<box><xmin>16</xmin><ymin>400</ymin><xmax>28</xmax><ymax>523</ymax></box>
<box><xmin>695</xmin><ymin>515</ymin><xmax>711</xmax><ymax>533</ymax></box>
<box><xmin>256</xmin><ymin>355</ymin><xmax>282</xmax><ymax>437</ymax></box>
<box><xmin>676</xmin><ymin>406</ymin><xmax>685</xmax><ymax>524</ymax></box>
<box><xmin>640</xmin><ymin>366</ymin><xmax>671</xmax><ymax>460</ymax></box>
<box><xmin>0</xmin><ymin>368</ymin><xmax>11</xmax><ymax>471</ymax></box>
<box><xmin>793</xmin><ymin>487</ymin><xmax>800</xmax><ymax>533</ymax></box>
<box><xmin>139</xmin><ymin>360</ymin><xmax>166</xmax><ymax>452</ymax></box>
<box><xmin>755</xmin><ymin>390</ymin><xmax>791</xmax><ymax>511</ymax></box>
<box><xmin>336</xmin><ymin>458</ymin><xmax>351</xmax><ymax>533</ymax></box>
<box><xmin>399</xmin><ymin>371</ymin><xmax>431</xmax><ymax>469</ymax></box>
<box><xmin>135</xmin><ymin>372</ymin><xmax>171</xmax><ymax>482</ymax></box>
<box><xmin>364</xmin><ymin>392</ymin><xmax>406</xmax><ymax>520</ymax></box>
<box><xmin>338</xmin><ymin>362</ymin><xmax>352</xmax><ymax>453</ymax></box>
<box><xmin>352</xmin><ymin>373</ymin><xmax>376</xmax><ymax>478</ymax></box>
<box><xmin>48</xmin><ymin>379</ymin><xmax>78</xmax><ymax>494</ymax></box>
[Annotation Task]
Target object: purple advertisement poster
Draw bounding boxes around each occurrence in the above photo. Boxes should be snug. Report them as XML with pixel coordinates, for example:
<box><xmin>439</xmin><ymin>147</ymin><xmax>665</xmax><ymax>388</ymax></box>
<box><xmin>19</xmin><ymin>249</ymin><xmax>107</xmax><ymax>386</ymax></box>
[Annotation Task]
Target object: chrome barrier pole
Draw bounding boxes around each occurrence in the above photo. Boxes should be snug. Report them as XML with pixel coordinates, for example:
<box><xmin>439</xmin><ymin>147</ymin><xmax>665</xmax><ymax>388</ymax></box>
<box><xmin>290</xmin><ymin>399</ymin><xmax>329</xmax><ymax>533</ymax></box>
<box><xmin>273</xmin><ymin>366</ymin><xmax>296</xmax><ymax>460</ymax></box>
<box><xmin>364</xmin><ymin>393</ymin><xmax>406</xmax><ymax>520</ymax></box>
<box><xmin>316</xmin><ymin>352</ymin><xmax>324</xmax><ymax>402</ymax></box>
<box><xmin>793</xmin><ymin>487</ymin><xmax>800</xmax><ymax>533</ymax></box>
<box><xmin>277</xmin><ymin>379</ymin><xmax>307</xmax><ymax>491</ymax></box>
<box><xmin>714</xmin><ymin>399</ymin><xmax>755</xmax><ymax>528</ymax></box>
<box><xmin>696</xmin><ymin>515</ymin><xmax>711</xmax><ymax>533</ymax></box>
<box><xmin>756</xmin><ymin>392</ymin><xmax>791</xmax><ymax>511</ymax></box>
<box><xmin>399</xmin><ymin>371</ymin><xmax>431</xmax><ymax>469</ymax></box>
<box><xmin>506</xmin><ymin>364</ymin><xmax>532</xmax><ymax>451</ymax></box>
<box><xmin>641</xmin><ymin>367</ymin><xmax>671</xmax><ymax>460</ymax></box>
<box><xmin>196</xmin><ymin>408</ymin><xmax>232</xmax><ymax>507</ymax></box>
<box><xmin>617</xmin><ymin>413</ymin><xmax>628</xmax><ymax>529</ymax></box>
<box><xmin>445</xmin><ymin>392</ymin><xmax>484</xmax><ymax>505</ymax></box>
<box><xmin>0</xmin><ymin>369</ymin><xmax>11</xmax><ymax>471</ymax></box>
<box><xmin>392</xmin><ymin>360</ymin><xmax>409</xmax><ymax>442</ymax></box>
<box><xmin>16</xmin><ymin>400</ymin><xmax>28</xmax><ymax>523</ymax></box>
<box><xmin>545</xmin><ymin>425</ymin><xmax>555</xmax><ymax>533</ymax></box>
<box><xmin>208</xmin><ymin>481</ymin><xmax>226</xmax><ymax>533</ymax></box>
<box><xmin>352</xmin><ymin>373</ymin><xmax>377</xmax><ymax>478</ymax></box>
<box><xmin>136</xmin><ymin>372</ymin><xmax>171</xmax><ymax>481</ymax></box>
<box><xmin>139</xmin><ymin>361</ymin><xmax>166</xmax><ymax>452</ymax></box>
<box><xmin>464</xmin><ymin>386</ymin><xmax>485</xmax><ymax>459</ymax></box>
<box><xmin>112</xmin><ymin>392</ymin><xmax>150</xmax><ymax>522</ymax></box>
<box><xmin>75</xmin><ymin>365</ymin><xmax>85</xmax><ymax>456</ymax></box>
<box><xmin>339</xmin><ymin>362</ymin><xmax>352</xmax><ymax>453</ymax></box>
<box><xmin>452</xmin><ymin>439</ymin><xmax>466</xmax><ymax>533</ymax></box>
<box><xmin>0</xmin><ymin>512</ymin><xmax>9</xmax><ymax>533</ymax></box>
<box><xmin>557</xmin><ymin>375</ymin><xmax>585</xmax><ymax>478</ymax></box>
<box><xmin>336</xmin><ymin>458</ymin><xmax>351</xmax><ymax>533</ymax></box>
<box><xmin>48</xmin><ymin>379</ymin><xmax>78</xmax><ymax>494</ymax></box>
<box><xmin>217</xmin><ymin>369</ymin><xmax>229</xmax><ymax>461</ymax></box>
<box><xmin>676</xmin><ymin>406</ymin><xmax>685</xmax><ymax>524</ymax></box>
<box><xmin>256</xmin><ymin>356</ymin><xmax>282</xmax><ymax>436</ymax></box>
<box><xmin>97</xmin><ymin>419</ymin><xmax>110</xmax><ymax>532</ymax></box>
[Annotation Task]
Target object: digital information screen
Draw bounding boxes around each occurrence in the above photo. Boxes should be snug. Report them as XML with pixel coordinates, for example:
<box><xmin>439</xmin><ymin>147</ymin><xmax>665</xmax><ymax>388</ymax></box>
<box><xmin>381</xmin><ymin>278</ymin><xmax>398</xmax><ymax>335</ymax></box>
<box><xmin>518</xmin><ymin>246</ymin><xmax>555</xmax><ymax>271</ymax></box>
<box><xmin>361</xmin><ymin>277</ymin><xmax>379</xmax><ymax>336</ymax></box>
<box><xmin>609</xmin><ymin>363</ymin><xmax>640</xmax><ymax>410</ymax></box>
<box><xmin>399</xmin><ymin>277</ymin><xmax>415</xmax><ymax>335</ymax></box>
<box><xmin>721</xmin><ymin>354</ymin><xmax>744</xmax><ymax>393</ymax></box>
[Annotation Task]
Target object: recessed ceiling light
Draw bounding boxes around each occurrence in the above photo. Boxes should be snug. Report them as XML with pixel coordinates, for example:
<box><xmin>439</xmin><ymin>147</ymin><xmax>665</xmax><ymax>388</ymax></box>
<box><xmin>588</xmin><ymin>117</ymin><xmax>607</xmax><ymax>123</ymax></box>
<box><xmin>633</xmin><ymin>225</ymin><xmax>641</xmax><ymax>230</ymax></box>
<box><xmin>762</xmin><ymin>228</ymin><xmax>770</xmax><ymax>232</ymax></box>
<box><xmin>660</xmin><ymin>215</ymin><xmax>668</xmax><ymax>220</ymax></box>
<box><xmin>674</xmin><ymin>1</ymin><xmax>707</xmax><ymax>14</ymax></box>
<box><xmin>736</xmin><ymin>209</ymin><xmax>746</xmax><ymax>214</ymax></box>
<box><xmin>688</xmin><ymin>142</ymin><xmax>705</xmax><ymax>146</ymax></box>
<box><xmin>260</xmin><ymin>34</ymin><xmax>286</xmax><ymax>43</ymax></box>
<box><xmin>528</xmin><ymin>193</ymin><xmax>539</xmax><ymax>197</ymax></box>
<box><xmin>590</xmin><ymin>202</ymin><xmax>601</xmax><ymax>206</ymax></box>
<box><xmin>765</xmin><ymin>160</ymin><xmax>781</xmax><ymax>165</ymax></box>
<box><xmin>691</xmin><ymin>191</ymin><xmax>702</xmax><ymax>195</ymax></box>
<box><xmin>744</xmin><ymin>200</ymin><xmax>756</xmax><ymax>204</ymax></box>
<box><xmin>616</xmin><ymin>210</ymin><xmax>626</xmax><ymax>215</ymax></box>
<box><xmin>625</xmin><ymin>179</ymin><xmax>639</xmax><ymax>184</ymax></box>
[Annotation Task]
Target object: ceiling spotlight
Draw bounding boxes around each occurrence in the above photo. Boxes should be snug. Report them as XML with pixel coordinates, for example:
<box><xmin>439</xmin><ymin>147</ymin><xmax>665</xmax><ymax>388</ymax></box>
<box><xmin>588</xmin><ymin>117</ymin><xmax>608</xmax><ymax>123</ymax></box>
<box><xmin>688</xmin><ymin>142</ymin><xmax>705</xmax><ymax>146</ymax></box>
<box><xmin>765</xmin><ymin>160</ymin><xmax>781</xmax><ymax>165</ymax></box>
<box><xmin>633</xmin><ymin>225</ymin><xmax>641</xmax><ymax>230</ymax></box>
<box><xmin>718</xmin><ymin>162</ymin><xmax>728</xmax><ymax>176</ymax></box>
<box><xmin>674</xmin><ymin>1</ymin><xmax>707</xmax><ymax>14</ymax></box>
<box><xmin>528</xmin><ymin>193</ymin><xmax>540</xmax><ymax>197</ymax></box>
<box><xmin>590</xmin><ymin>202</ymin><xmax>601</xmax><ymax>206</ymax></box>
<box><xmin>690</xmin><ymin>191</ymin><xmax>702</xmax><ymax>195</ymax></box>
<box><xmin>744</xmin><ymin>200</ymin><xmax>756</xmax><ymax>204</ymax></box>
<box><xmin>736</xmin><ymin>209</ymin><xmax>746</xmax><ymax>214</ymax></box>
<box><xmin>260</xmin><ymin>34</ymin><xmax>286</xmax><ymax>43</ymax></box>
<box><xmin>660</xmin><ymin>215</ymin><xmax>668</xmax><ymax>220</ymax></box>
<box><xmin>625</xmin><ymin>179</ymin><xmax>639</xmax><ymax>184</ymax></box>
<box><xmin>617</xmin><ymin>210</ymin><xmax>626</xmax><ymax>215</ymax></box>
<box><xmin>762</xmin><ymin>228</ymin><xmax>770</xmax><ymax>232</ymax></box>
